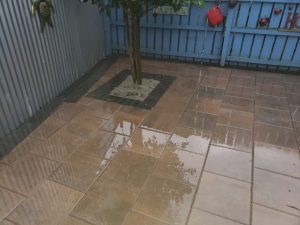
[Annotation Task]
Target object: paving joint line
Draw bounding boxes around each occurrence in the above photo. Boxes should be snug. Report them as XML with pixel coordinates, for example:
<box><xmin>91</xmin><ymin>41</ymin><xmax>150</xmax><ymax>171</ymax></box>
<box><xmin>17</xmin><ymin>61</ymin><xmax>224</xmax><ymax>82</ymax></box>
<box><xmin>184</xmin><ymin>68</ymin><xmax>233</xmax><ymax>225</ymax></box>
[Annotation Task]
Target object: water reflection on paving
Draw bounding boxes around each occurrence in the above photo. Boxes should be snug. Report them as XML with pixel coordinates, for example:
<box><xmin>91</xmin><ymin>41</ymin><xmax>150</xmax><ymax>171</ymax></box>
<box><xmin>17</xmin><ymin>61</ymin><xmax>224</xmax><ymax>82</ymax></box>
<box><xmin>0</xmin><ymin>58</ymin><xmax>300</xmax><ymax>225</ymax></box>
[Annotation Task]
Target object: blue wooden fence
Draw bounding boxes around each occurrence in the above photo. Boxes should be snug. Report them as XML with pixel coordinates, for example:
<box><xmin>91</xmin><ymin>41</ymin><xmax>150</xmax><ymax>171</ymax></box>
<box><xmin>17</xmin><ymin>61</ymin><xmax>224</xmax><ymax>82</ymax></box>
<box><xmin>106</xmin><ymin>0</ymin><xmax>300</xmax><ymax>72</ymax></box>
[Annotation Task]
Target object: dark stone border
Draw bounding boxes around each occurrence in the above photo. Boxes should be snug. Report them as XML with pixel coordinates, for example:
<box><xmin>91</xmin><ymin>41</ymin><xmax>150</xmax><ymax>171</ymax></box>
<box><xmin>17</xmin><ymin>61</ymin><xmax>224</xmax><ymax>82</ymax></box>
<box><xmin>59</xmin><ymin>56</ymin><xmax>118</xmax><ymax>102</ymax></box>
<box><xmin>0</xmin><ymin>56</ymin><xmax>118</xmax><ymax>159</ymax></box>
<box><xmin>87</xmin><ymin>69</ymin><xmax>176</xmax><ymax>109</ymax></box>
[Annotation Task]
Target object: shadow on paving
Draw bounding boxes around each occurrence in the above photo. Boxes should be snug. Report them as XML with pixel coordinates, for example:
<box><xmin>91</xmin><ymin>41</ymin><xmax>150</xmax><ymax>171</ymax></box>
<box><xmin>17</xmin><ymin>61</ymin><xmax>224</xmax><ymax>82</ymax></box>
<box><xmin>0</xmin><ymin>56</ymin><xmax>118</xmax><ymax>158</ymax></box>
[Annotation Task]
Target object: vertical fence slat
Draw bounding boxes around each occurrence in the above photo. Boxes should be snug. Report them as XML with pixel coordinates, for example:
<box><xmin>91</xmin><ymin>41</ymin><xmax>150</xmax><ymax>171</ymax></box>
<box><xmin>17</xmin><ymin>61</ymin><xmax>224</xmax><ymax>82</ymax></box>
<box><xmin>147</xmin><ymin>11</ymin><xmax>156</xmax><ymax>58</ymax></box>
<box><xmin>281</xmin><ymin>37</ymin><xmax>298</xmax><ymax>62</ymax></box>
<box><xmin>220</xmin><ymin>7</ymin><xmax>235</xmax><ymax>66</ymax></box>
<box><xmin>155</xmin><ymin>15</ymin><xmax>164</xmax><ymax>57</ymax></box>
<box><xmin>162</xmin><ymin>15</ymin><xmax>172</xmax><ymax>59</ymax></box>
<box><xmin>292</xmin><ymin>39</ymin><xmax>300</xmax><ymax>64</ymax></box>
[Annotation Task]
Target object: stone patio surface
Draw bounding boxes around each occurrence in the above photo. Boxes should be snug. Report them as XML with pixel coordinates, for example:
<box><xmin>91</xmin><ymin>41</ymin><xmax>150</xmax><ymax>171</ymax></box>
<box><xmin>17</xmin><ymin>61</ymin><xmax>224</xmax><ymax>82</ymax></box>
<box><xmin>0</xmin><ymin>57</ymin><xmax>299</xmax><ymax>225</ymax></box>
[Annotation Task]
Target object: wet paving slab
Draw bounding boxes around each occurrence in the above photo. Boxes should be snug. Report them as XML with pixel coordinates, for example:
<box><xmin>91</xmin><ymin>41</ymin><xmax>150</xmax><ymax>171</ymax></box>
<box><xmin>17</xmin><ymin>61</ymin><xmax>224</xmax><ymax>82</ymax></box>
<box><xmin>0</xmin><ymin>58</ymin><xmax>300</xmax><ymax>225</ymax></box>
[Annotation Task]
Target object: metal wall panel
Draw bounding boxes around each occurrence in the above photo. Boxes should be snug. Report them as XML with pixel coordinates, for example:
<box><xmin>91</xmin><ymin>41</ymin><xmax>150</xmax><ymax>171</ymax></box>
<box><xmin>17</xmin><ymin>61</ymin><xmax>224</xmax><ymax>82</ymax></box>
<box><xmin>0</xmin><ymin>0</ymin><xmax>105</xmax><ymax>138</ymax></box>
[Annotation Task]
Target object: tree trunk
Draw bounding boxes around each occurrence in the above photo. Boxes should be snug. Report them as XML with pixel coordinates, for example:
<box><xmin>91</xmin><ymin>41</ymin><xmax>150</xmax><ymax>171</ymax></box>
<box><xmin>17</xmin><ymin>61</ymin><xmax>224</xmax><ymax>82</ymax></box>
<box><xmin>131</xmin><ymin>16</ymin><xmax>138</xmax><ymax>83</ymax></box>
<box><xmin>135</xmin><ymin>17</ymin><xmax>142</xmax><ymax>85</ymax></box>
<box><xmin>124</xmin><ymin>11</ymin><xmax>142</xmax><ymax>85</ymax></box>
<box><xmin>124</xmin><ymin>10</ymin><xmax>137</xmax><ymax>84</ymax></box>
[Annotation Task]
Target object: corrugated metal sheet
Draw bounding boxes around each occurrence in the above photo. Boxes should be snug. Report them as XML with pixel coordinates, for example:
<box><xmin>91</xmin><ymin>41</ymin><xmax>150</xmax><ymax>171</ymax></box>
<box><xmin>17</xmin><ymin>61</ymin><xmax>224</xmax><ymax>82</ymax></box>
<box><xmin>0</xmin><ymin>0</ymin><xmax>105</xmax><ymax>138</ymax></box>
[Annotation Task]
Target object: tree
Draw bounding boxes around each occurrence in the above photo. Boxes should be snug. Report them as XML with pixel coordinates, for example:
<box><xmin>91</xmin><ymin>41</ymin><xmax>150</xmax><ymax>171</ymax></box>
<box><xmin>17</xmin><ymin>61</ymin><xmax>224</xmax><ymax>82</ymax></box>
<box><xmin>32</xmin><ymin>0</ymin><xmax>204</xmax><ymax>84</ymax></box>
<box><xmin>92</xmin><ymin>0</ymin><xmax>204</xmax><ymax>85</ymax></box>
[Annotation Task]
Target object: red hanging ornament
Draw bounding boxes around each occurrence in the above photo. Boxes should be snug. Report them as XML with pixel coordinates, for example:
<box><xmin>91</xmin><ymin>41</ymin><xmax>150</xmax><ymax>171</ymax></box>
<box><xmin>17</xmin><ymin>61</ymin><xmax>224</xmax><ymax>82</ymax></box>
<box><xmin>228</xmin><ymin>0</ymin><xmax>238</xmax><ymax>8</ymax></box>
<box><xmin>207</xmin><ymin>6</ymin><xmax>224</xmax><ymax>27</ymax></box>
<box><xmin>259</xmin><ymin>17</ymin><xmax>269</xmax><ymax>26</ymax></box>
<box><xmin>274</xmin><ymin>8</ymin><xmax>282</xmax><ymax>15</ymax></box>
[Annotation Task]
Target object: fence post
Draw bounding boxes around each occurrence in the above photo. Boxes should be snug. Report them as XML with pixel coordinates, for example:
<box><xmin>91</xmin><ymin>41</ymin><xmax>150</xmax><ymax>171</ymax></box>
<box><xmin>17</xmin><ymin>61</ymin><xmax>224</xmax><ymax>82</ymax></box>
<box><xmin>103</xmin><ymin>14</ymin><xmax>112</xmax><ymax>56</ymax></box>
<box><xmin>220</xmin><ymin>7</ymin><xmax>235</xmax><ymax>66</ymax></box>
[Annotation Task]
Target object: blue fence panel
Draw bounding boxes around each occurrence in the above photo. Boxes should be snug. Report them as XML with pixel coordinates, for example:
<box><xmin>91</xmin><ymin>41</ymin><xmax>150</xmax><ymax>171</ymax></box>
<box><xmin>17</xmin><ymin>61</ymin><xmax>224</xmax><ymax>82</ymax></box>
<box><xmin>109</xmin><ymin>0</ymin><xmax>300</xmax><ymax>71</ymax></box>
<box><xmin>226</xmin><ymin>0</ymin><xmax>300</xmax><ymax>70</ymax></box>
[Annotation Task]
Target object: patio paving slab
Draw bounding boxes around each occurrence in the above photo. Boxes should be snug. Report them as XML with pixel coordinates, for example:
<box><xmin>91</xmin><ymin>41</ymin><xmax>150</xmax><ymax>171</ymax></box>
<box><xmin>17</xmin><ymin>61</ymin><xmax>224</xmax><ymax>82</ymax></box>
<box><xmin>123</xmin><ymin>211</ymin><xmax>168</xmax><ymax>225</ymax></box>
<box><xmin>286</xmin><ymin>82</ymin><xmax>300</xmax><ymax>95</ymax></box>
<box><xmin>7</xmin><ymin>180</ymin><xmax>82</xmax><ymax>225</ymax></box>
<box><xmin>255</xmin><ymin>94</ymin><xmax>289</xmax><ymax>111</ymax></box>
<box><xmin>61</xmin><ymin>113</ymin><xmax>106</xmax><ymax>139</ymax></box>
<box><xmin>221</xmin><ymin>96</ymin><xmax>254</xmax><ymax>113</ymax></box>
<box><xmin>1</xmin><ymin>58</ymin><xmax>300</xmax><ymax>225</ymax></box>
<box><xmin>254</xmin><ymin>142</ymin><xmax>300</xmax><ymax>179</ymax></box>
<box><xmin>217</xmin><ymin>108</ymin><xmax>253</xmax><ymax>130</ymax></box>
<box><xmin>49</xmin><ymin>151</ymin><xmax>107</xmax><ymax>192</ymax></box>
<box><xmin>124</xmin><ymin>128</ymin><xmax>169</xmax><ymax>158</ymax></box>
<box><xmin>256</xmin><ymin>83</ymin><xmax>287</xmax><ymax>97</ymax></box>
<box><xmin>205</xmin><ymin>145</ymin><xmax>252</xmax><ymax>182</ymax></box>
<box><xmin>101</xmin><ymin>150</ymin><xmax>157</xmax><ymax>189</ymax></box>
<box><xmin>180</xmin><ymin>110</ymin><xmax>217</xmax><ymax>132</ymax></box>
<box><xmin>167</xmin><ymin>126</ymin><xmax>211</xmax><ymax>155</ymax></box>
<box><xmin>294</xmin><ymin>121</ymin><xmax>300</xmax><ymax>149</ymax></box>
<box><xmin>72</xmin><ymin>178</ymin><xmax>139</xmax><ymax>225</ymax></box>
<box><xmin>52</xmin><ymin>103</ymin><xmax>86</xmax><ymax>122</ymax></box>
<box><xmin>0</xmin><ymin>220</ymin><xmax>15</xmax><ymax>225</ymax></box>
<box><xmin>76</xmin><ymin>130</ymin><xmax>128</xmax><ymax>160</ymax></box>
<box><xmin>253</xmin><ymin>169</ymin><xmax>300</xmax><ymax>216</ymax></box>
<box><xmin>188</xmin><ymin>209</ymin><xmax>243</xmax><ymax>225</ymax></box>
<box><xmin>255</xmin><ymin>107</ymin><xmax>292</xmax><ymax>128</ymax></box>
<box><xmin>201</xmin><ymin>76</ymin><xmax>228</xmax><ymax>89</ymax></box>
<box><xmin>254</xmin><ymin>123</ymin><xmax>298</xmax><ymax>149</ymax></box>
<box><xmin>134</xmin><ymin>175</ymin><xmax>195</xmax><ymax>225</ymax></box>
<box><xmin>153</xmin><ymin>148</ymin><xmax>205</xmax><ymax>186</ymax></box>
<box><xmin>194</xmin><ymin>172</ymin><xmax>251</xmax><ymax>225</ymax></box>
<box><xmin>30</xmin><ymin>129</ymin><xmax>86</xmax><ymax>162</ymax></box>
<box><xmin>188</xmin><ymin>97</ymin><xmax>222</xmax><ymax>115</ymax></box>
<box><xmin>212</xmin><ymin>124</ymin><xmax>253</xmax><ymax>153</ymax></box>
<box><xmin>0</xmin><ymin>154</ymin><xmax>60</xmax><ymax>196</ymax></box>
<box><xmin>256</xmin><ymin>73</ymin><xmax>285</xmax><ymax>86</ymax></box>
<box><xmin>229</xmin><ymin>75</ymin><xmax>255</xmax><ymax>88</ymax></box>
<box><xmin>226</xmin><ymin>85</ymin><xmax>255</xmax><ymax>99</ymax></box>
<box><xmin>252</xmin><ymin>204</ymin><xmax>300</xmax><ymax>225</ymax></box>
<box><xmin>0</xmin><ymin>187</ymin><xmax>24</xmax><ymax>222</ymax></box>
<box><xmin>30</xmin><ymin>116</ymin><xmax>66</xmax><ymax>139</ymax></box>
<box><xmin>101</xmin><ymin>110</ymin><xmax>145</xmax><ymax>136</ymax></box>
<box><xmin>194</xmin><ymin>86</ymin><xmax>224</xmax><ymax>99</ymax></box>
<box><xmin>83</xmin><ymin>100</ymin><xmax>120</xmax><ymax>119</ymax></box>
<box><xmin>61</xmin><ymin>216</ymin><xmax>92</xmax><ymax>225</ymax></box>
<box><xmin>0</xmin><ymin>136</ymin><xmax>42</xmax><ymax>164</ymax></box>
<box><xmin>290</xmin><ymin>105</ymin><xmax>300</xmax><ymax>122</ymax></box>
<box><xmin>141</xmin><ymin>110</ymin><xmax>180</xmax><ymax>134</ymax></box>
<box><xmin>288</xmin><ymin>93</ymin><xmax>300</xmax><ymax>106</ymax></box>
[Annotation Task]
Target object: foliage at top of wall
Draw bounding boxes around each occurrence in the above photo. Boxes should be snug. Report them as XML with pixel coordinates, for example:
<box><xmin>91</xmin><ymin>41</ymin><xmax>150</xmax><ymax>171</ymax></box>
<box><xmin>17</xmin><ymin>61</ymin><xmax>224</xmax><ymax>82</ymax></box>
<box><xmin>91</xmin><ymin>0</ymin><xmax>204</xmax><ymax>17</ymax></box>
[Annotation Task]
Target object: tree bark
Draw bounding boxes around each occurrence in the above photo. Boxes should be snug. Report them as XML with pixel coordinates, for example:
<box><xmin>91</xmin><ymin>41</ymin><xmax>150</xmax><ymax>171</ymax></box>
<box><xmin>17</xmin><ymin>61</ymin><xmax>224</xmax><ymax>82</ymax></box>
<box><xmin>131</xmin><ymin>16</ymin><xmax>142</xmax><ymax>85</ymax></box>
<box><xmin>135</xmin><ymin>17</ymin><xmax>142</xmax><ymax>85</ymax></box>
<box><xmin>131</xmin><ymin>16</ymin><xmax>138</xmax><ymax>84</ymax></box>
<box><xmin>124</xmin><ymin>10</ymin><xmax>142</xmax><ymax>85</ymax></box>
<box><xmin>123</xmin><ymin>10</ymin><xmax>136</xmax><ymax>84</ymax></box>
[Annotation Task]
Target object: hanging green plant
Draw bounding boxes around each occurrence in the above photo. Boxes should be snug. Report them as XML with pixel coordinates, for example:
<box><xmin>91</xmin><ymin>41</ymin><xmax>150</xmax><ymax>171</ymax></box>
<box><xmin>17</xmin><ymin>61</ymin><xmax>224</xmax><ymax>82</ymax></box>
<box><xmin>31</xmin><ymin>0</ymin><xmax>54</xmax><ymax>33</ymax></box>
